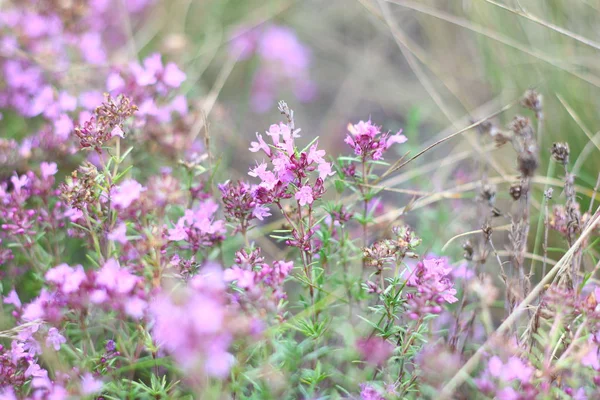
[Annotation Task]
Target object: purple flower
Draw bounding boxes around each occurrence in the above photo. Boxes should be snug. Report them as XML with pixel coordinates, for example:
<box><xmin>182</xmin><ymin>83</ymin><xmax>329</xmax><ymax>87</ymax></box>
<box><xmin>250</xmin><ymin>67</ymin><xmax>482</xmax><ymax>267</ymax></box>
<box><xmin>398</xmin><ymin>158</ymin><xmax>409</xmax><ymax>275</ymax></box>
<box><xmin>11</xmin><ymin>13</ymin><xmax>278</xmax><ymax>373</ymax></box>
<box><xmin>107</xmin><ymin>222</ymin><xmax>128</xmax><ymax>244</ymax></box>
<box><xmin>46</xmin><ymin>328</ymin><xmax>66</xmax><ymax>351</ymax></box>
<box><xmin>359</xmin><ymin>384</ymin><xmax>385</xmax><ymax>400</ymax></box>
<box><xmin>96</xmin><ymin>258</ymin><xmax>138</xmax><ymax>294</ymax></box>
<box><xmin>111</xmin><ymin>179</ymin><xmax>145</xmax><ymax>209</ymax></box>
<box><xmin>40</xmin><ymin>162</ymin><xmax>58</xmax><ymax>179</ymax></box>
<box><xmin>4</xmin><ymin>289</ymin><xmax>21</xmax><ymax>309</ymax></box>
<box><xmin>346</xmin><ymin>120</ymin><xmax>407</xmax><ymax>161</ymax></box>
<box><xmin>356</xmin><ymin>337</ymin><xmax>393</xmax><ymax>366</ymax></box>
<box><xmin>80</xmin><ymin>373</ymin><xmax>103</xmax><ymax>395</ymax></box>
<box><xmin>45</xmin><ymin>264</ymin><xmax>87</xmax><ymax>294</ymax></box>
<box><xmin>295</xmin><ymin>186</ymin><xmax>314</xmax><ymax>206</ymax></box>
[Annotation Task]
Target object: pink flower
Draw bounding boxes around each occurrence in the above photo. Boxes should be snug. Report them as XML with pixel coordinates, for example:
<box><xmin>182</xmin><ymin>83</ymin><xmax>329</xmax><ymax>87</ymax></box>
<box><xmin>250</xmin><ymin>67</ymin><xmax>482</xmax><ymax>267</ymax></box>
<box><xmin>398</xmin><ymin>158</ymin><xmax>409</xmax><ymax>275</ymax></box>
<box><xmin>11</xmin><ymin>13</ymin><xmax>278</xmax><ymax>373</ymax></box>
<box><xmin>224</xmin><ymin>267</ymin><xmax>256</xmax><ymax>289</ymax></box>
<box><xmin>40</xmin><ymin>162</ymin><xmax>58</xmax><ymax>179</ymax></box>
<box><xmin>124</xmin><ymin>297</ymin><xmax>147</xmax><ymax>319</ymax></box>
<box><xmin>582</xmin><ymin>344</ymin><xmax>600</xmax><ymax>370</ymax></box>
<box><xmin>107</xmin><ymin>222</ymin><xmax>128</xmax><ymax>244</ymax></box>
<box><xmin>96</xmin><ymin>259</ymin><xmax>138</xmax><ymax>294</ymax></box>
<box><xmin>106</xmin><ymin>72</ymin><xmax>125</xmax><ymax>92</ymax></box>
<box><xmin>45</xmin><ymin>264</ymin><xmax>86</xmax><ymax>294</ymax></box>
<box><xmin>356</xmin><ymin>337</ymin><xmax>394</xmax><ymax>366</ymax></box>
<box><xmin>163</xmin><ymin>63</ymin><xmax>186</xmax><ymax>87</ymax></box>
<box><xmin>111</xmin><ymin>125</ymin><xmax>125</xmax><ymax>138</ymax></box>
<box><xmin>249</xmin><ymin>133</ymin><xmax>271</xmax><ymax>156</ymax></box>
<box><xmin>252</xmin><ymin>204</ymin><xmax>271</xmax><ymax>221</ymax></box>
<box><xmin>295</xmin><ymin>186</ymin><xmax>313</xmax><ymax>206</ymax></box>
<box><xmin>4</xmin><ymin>289</ymin><xmax>21</xmax><ymax>308</ymax></box>
<box><xmin>111</xmin><ymin>179</ymin><xmax>145</xmax><ymax>209</ymax></box>
<box><xmin>318</xmin><ymin>162</ymin><xmax>334</xmax><ymax>180</ymax></box>
<box><xmin>46</xmin><ymin>327</ymin><xmax>66</xmax><ymax>351</ymax></box>
<box><xmin>80</xmin><ymin>373</ymin><xmax>103</xmax><ymax>395</ymax></box>
<box><xmin>307</xmin><ymin>143</ymin><xmax>325</xmax><ymax>164</ymax></box>
<box><xmin>168</xmin><ymin>219</ymin><xmax>188</xmax><ymax>241</ymax></box>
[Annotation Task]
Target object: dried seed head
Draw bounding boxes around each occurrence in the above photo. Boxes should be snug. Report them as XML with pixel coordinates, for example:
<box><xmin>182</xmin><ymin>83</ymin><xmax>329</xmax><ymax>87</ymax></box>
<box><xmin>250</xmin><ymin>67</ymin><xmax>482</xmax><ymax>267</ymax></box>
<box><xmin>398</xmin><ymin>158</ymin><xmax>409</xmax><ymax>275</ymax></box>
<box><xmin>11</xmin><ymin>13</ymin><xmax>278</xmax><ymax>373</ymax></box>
<box><xmin>509</xmin><ymin>115</ymin><xmax>534</xmax><ymax>138</ymax></box>
<box><xmin>509</xmin><ymin>182</ymin><xmax>522</xmax><ymax>200</ymax></box>
<box><xmin>492</xmin><ymin>131</ymin><xmax>512</xmax><ymax>147</ymax></box>
<box><xmin>517</xmin><ymin>152</ymin><xmax>539</xmax><ymax>177</ymax></box>
<box><xmin>481</xmin><ymin>223</ymin><xmax>493</xmax><ymax>241</ymax></box>
<box><xmin>474</xmin><ymin>119</ymin><xmax>494</xmax><ymax>136</ymax></box>
<box><xmin>551</xmin><ymin>142</ymin><xmax>570</xmax><ymax>165</ymax></box>
<box><xmin>521</xmin><ymin>89</ymin><xmax>542</xmax><ymax>114</ymax></box>
<box><xmin>462</xmin><ymin>240</ymin><xmax>474</xmax><ymax>261</ymax></box>
<box><xmin>479</xmin><ymin>183</ymin><xmax>496</xmax><ymax>205</ymax></box>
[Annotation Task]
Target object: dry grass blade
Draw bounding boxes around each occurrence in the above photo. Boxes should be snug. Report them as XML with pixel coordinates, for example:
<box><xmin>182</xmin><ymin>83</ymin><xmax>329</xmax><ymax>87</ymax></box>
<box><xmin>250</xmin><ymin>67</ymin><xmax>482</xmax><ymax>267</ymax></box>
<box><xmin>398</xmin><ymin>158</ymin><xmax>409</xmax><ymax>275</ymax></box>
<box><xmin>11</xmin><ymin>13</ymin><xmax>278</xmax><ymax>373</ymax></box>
<box><xmin>379</xmin><ymin>99</ymin><xmax>518</xmax><ymax>178</ymax></box>
<box><xmin>442</xmin><ymin>224</ymin><xmax>511</xmax><ymax>252</ymax></box>
<box><xmin>439</xmin><ymin>212</ymin><xmax>600</xmax><ymax>398</ymax></box>
<box><xmin>481</xmin><ymin>0</ymin><xmax>600</xmax><ymax>52</ymax></box>
<box><xmin>556</xmin><ymin>94</ymin><xmax>600</xmax><ymax>163</ymax></box>
<box><xmin>384</xmin><ymin>0</ymin><xmax>600</xmax><ymax>88</ymax></box>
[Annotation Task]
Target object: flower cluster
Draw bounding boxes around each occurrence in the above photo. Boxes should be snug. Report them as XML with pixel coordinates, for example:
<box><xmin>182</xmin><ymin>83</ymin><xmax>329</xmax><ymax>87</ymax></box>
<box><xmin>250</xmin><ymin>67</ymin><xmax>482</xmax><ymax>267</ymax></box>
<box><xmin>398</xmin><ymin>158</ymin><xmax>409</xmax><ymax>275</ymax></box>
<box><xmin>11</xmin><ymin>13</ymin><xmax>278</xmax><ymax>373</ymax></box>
<box><xmin>404</xmin><ymin>257</ymin><xmax>458</xmax><ymax>320</ymax></box>
<box><xmin>167</xmin><ymin>199</ymin><xmax>226</xmax><ymax>252</ymax></box>
<box><xmin>475</xmin><ymin>356</ymin><xmax>538</xmax><ymax>399</ymax></box>
<box><xmin>225</xmin><ymin>248</ymin><xmax>293</xmax><ymax>309</ymax></box>
<box><xmin>0</xmin><ymin>0</ymin><xmax>153</xmax><ymax>163</ymax></box>
<box><xmin>149</xmin><ymin>264</ymin><xmax>236</xmax><ymax>378</ymax></box>
<box><xmin>219</xmin><ymin>180</ymin><xmax>271</xmax><ymax>233</ymax></box>
<box><xmin>249</xmin><ymin>117</ymin><xmax>333</xmax><ymax>209</ymax></box>
<box><xmin>345</xmin><ymin>120</ymin><xmax>407</xmax><ymax>161</ymax></box>
<box><xmin>74</xmin><ymin>94</ymin><xmax>138</xmax><ymax>153</ymax></box>
<box><xmin>18</xmin><ymin>259</ymin><xmax>147</xmax><ymax>322</ymax></box>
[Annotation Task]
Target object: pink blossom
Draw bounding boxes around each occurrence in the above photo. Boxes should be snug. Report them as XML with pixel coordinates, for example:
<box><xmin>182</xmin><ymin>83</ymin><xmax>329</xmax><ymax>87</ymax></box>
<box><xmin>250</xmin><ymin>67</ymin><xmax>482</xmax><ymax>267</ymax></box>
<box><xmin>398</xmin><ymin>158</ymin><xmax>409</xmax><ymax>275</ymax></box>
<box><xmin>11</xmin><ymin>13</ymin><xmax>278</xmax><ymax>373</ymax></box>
<box><xmin>96</xmin><ymin>259</ymin><xmax>138</xmax><ymax>294</ymax></box>
<box><xmin>107</xmin><ymin>222</ymin><xmax>128</xmax><ymax>244</ymax></box>
<box><xmin>582</xmin><ymin>344</ymin><xmax>600</xmax><ymax>370</ymax></box>
<box><xmin>249</xmin><ymin>133</ymin><xmax>271</xmax><ymax>156</ymax></box>
<box><xmin>224</xmin><ymin>267</ymin><xmax>256</xmax><ymax>289</ymax></box>
<box><xmin>163</xmin><ymin>63</ymin><xmax>186</xmax><ymax>87</ymax></box>
<box><xmin>80</xmin><ymin>373</ymin><xmax>103</xmax><ymax>395</ymax></box>
<box><xmin>45</xmin><ymin>264</ymin><xmax>86</xmax><ymax>294</ymax></box>
<box><xmin>40</xmin><ymin>162</ymin><xmax>58</xmax><ymax>179</ymax></box>
<box><xmin>111</xmin><ymin>179</ymin><xmax>145</xmax><ymax>209</ymax></box>
<box><xmin>295</xmin><ymin>186</ymin><xmax>313</xmax><ymax>206</ymax></box>
<box><xmin>318</xmin><ymin>162</ymin><xmax>334</xmax><ymax>180</ymax></box>
<box><xmin>124</xmin><ymin>297</ymin><xmax>147</xmax><ymax>319</ymax></box>
<box><xmin>4</xmin><ymin>289</ymin><xmax>21</xmax><ymax>308</ymax></box>
<box><xmin>46</xmin><ymin>328</ymin><xmax>66</xmax><ymax>351</ymax></box>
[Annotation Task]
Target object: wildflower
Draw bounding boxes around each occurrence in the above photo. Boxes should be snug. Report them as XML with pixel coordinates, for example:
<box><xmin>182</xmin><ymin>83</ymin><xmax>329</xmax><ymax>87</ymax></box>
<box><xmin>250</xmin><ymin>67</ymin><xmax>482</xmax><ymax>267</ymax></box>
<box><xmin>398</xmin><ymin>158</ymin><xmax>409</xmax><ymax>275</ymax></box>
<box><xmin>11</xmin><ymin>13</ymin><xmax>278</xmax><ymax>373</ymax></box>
<box><xmin>96</xmin><ymin>259</ymin><xmax>138</xmax><ymax>294</ymax></box>
<box><xmin>405</xmin><ymin>257</ymin><xmax>458</xmax><ymax>319</ymax></box>
<box><xmin>295</xmin><ymin>185</ymin><xmax>313</xmax><ymax>206</ymax></box>
<box><xmin>355</xmin><ymin>337</ymin><xmax>393</xmax><ymax>366</ymax></box>
<box><xmin>81</xmin><ymin>373</ymin><xmax>103</xmax><ymax>395</ymax></box>
<box><xmin>346</xmin><ymin>120</ymin><xmax>406</xmax><ymax>160</ymax></box>
<box><xmin>40</xmin><ymin>162</ymin><xmax>58</xmax><ymax>179</ymax></box>
<box><xmin>111</xmin><ymin>179</ymin><xmax>145</xmax><ymax>209</ymax></box>
<box><xmin>359</xmin><ymin>384</ymin><xmax>385</xmax><ymax>400</ymax></box>
<box><xmin>219</xmin><ymin>180</ymin><xmax>271</xmax><ymax>233</ymax></box>
<box><xmin>4</xmin><ymin>289</ymin><xmax>21</xmax><ymax>309</ymax></box>
<box><xmin>551</xmin><ymin>142</ymin><xmax>570</xmax><ymax>165</ymax></box>
<box><xmin>46</xmin><ymin>328</ymin><xmax>66</xmax><ymax>351</ymax></box>
<box><xmin>74</xmin><ymin>94</ymin><xmax>137</xmax><ymax>153</ymax></box>
<box><xmin>45</xmin><ymin>264</ymin><xmax>87</xmax><ymax>294</ymax></box>
<box><xmin>107</xmin><ymin>222</ymin><xmax>128</xmax><ymax>244</ymax></box>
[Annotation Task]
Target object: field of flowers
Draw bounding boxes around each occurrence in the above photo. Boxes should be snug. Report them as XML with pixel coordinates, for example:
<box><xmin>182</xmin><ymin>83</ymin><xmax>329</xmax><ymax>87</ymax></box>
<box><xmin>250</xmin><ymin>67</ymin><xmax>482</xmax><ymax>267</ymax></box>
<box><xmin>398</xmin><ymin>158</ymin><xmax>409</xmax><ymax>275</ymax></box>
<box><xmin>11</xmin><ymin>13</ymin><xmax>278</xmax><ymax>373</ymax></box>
<box><xmin>2</xmin><ymin>0</ymin><xmax>600</xmax><ymax>399</ymax></box>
